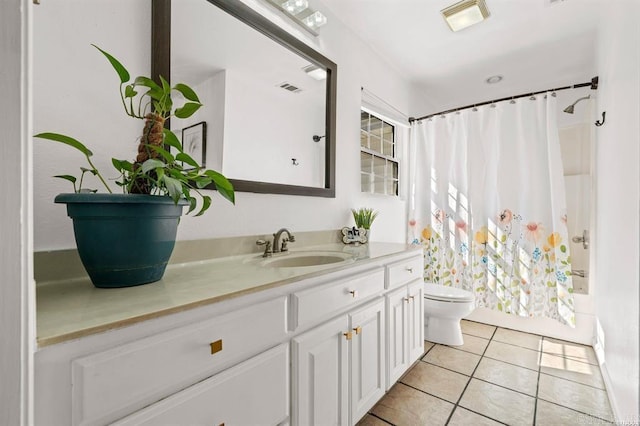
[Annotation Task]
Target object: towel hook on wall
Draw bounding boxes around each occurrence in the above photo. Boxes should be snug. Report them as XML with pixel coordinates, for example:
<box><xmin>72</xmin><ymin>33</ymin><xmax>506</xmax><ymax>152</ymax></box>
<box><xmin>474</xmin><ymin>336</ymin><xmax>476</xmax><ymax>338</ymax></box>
<box><xmin>595</xmin><ymin>111</ymin><xmax>606</xmax><ymax>127</ymax></box>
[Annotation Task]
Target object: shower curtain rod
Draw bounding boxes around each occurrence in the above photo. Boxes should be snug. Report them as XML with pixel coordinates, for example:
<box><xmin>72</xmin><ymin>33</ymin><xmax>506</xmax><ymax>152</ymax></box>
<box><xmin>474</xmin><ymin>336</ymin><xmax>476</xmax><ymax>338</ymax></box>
<box><xmin>408</xmin><ymin>76</ymin><xmax>598</xmax><ymax>123</ymax></box>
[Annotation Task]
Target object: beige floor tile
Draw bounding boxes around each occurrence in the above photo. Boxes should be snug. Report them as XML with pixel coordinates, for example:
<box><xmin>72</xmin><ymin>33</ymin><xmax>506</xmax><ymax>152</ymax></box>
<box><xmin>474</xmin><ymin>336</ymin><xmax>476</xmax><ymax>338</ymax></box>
<box><xmin>484</xmin><ymin>340</ymin><xmax>540</xmax><ymax>371</ymax></box>
<box><xmin>542</xmin><ymin>337</ymin><xmax>599</xmax><ymax>365</ymax></box>
<box><xmin>540</xmin><ymin>353</ymin><xmax>605</xmax><ymax>389</ymax></box>
<box><xmin>450</xmin><ymin>333</ymin><xmax>489</xmax><ymax>355</ymax></box>
<box><xmin>424</xmin><ymin>340</ymin><xmax>435</xmax><ymax>353</ymax></box>
<box><xmin>459</xmin><ymin>378</ymin><xmax>536</xmax><ymax>426</ymax></box>
<box><xmin>370</xmin><ymin>383</ymin><xmax>454</xmax><ymax>426</ymax></box>
<box><xmin>473</xmin><ymin>357</ymin><xmax>539</xmax><ymax>396</ymax></box>
<box><xmin>535</xmin><ymin>400</ymin><xmax>613</xmax><ymax>425</ymax></box>
<box><xmin>356</xmin><ymin>414</ymin><xmax>390</xmax><ymax>426</ymax></box>
<box><xmin>423</xmin><ymin>345</ymin><xmax>481</xmax><ymax>376</ymax></box>
<box><xmin>448</xmin><ymin>407</ymin><xmax>503</xmax><ymax>426</ymax></box>
<box><xmin>493</xmin><ymin>328</ymin><xmax>543</xmax><ymax>351</ymax></box>
<box><xmin>538</xmin><ymin>374</ymin><xmax>613</xmax><ymax>421</ymax></box>
<box><xmin>401</xmin><ymin>361</ymin><xmax>469</xmax><ymax>403</ymax></box>
<box><xmin>461</xmin><ymin>320</ymin><xmax>496</xmax><ymax>339</ymax></box>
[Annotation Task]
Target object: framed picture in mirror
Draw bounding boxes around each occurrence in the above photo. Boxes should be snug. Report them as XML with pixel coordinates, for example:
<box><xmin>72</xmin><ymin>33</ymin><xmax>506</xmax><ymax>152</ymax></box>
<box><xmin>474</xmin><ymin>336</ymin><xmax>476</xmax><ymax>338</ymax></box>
<box><xmin>181</xmin><ymin>121</ymin><xmax>207</xmax><ymax>167</ymax></box>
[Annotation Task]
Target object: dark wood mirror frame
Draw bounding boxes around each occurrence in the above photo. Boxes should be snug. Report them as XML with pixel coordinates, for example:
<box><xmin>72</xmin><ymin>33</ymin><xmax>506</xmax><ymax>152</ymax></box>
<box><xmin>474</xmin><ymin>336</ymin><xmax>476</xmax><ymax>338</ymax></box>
<box><xmin>152</xmin><ymin>0</ymin><xmax>337</xmax><ymax>197</ymax></box>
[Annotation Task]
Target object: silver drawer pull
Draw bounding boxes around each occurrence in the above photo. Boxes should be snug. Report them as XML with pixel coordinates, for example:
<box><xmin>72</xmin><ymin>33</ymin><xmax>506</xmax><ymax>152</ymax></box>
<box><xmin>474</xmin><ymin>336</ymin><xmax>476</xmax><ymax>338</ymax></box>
<box><xmin>406</xmin><ymin>267</ymin><xmax>414</xmax><ymax>273</ymax></box>
<box><xmin>349</xmin><ymin>290</ymin><xmax>358</xmax><ymax>298</ymax></box>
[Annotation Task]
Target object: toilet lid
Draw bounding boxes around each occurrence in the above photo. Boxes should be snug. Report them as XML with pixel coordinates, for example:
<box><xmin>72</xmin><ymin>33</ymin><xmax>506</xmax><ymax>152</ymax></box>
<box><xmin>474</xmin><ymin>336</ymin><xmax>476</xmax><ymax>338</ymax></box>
<box><xmin>424</xmin><ymin>283</ymin><xmax>475</xmax><ymax>303</ymax></box>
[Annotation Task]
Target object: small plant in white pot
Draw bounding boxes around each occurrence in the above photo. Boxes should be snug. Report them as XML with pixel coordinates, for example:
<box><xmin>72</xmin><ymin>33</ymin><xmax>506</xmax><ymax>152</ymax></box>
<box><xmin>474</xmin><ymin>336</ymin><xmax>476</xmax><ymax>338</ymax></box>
<box><xmin>351</xmin><ymin>207</ymin><xmax>378</xmax><ymax>240</ymax></box>
<box><xmin>35</xmin><ymin>45</ymin><xmax>234</xmax><ymax>288</ymax></box>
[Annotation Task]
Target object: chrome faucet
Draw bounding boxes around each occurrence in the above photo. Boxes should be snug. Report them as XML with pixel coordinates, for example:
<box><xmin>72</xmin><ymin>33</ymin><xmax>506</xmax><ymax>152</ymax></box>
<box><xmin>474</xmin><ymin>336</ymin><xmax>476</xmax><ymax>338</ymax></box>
<box><xmin>273</xmin><ymin>228</ymin><xmax>295</xmax><ymax>253</ymax></box>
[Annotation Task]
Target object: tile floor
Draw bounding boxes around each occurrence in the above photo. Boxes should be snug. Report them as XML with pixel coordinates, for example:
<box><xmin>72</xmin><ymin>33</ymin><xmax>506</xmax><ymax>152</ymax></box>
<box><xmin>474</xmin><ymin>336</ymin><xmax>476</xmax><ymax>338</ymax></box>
<box><xmin>359</xmin><ymin>320</ymin><xmax>614</xmax><ymax>426</ymax></box>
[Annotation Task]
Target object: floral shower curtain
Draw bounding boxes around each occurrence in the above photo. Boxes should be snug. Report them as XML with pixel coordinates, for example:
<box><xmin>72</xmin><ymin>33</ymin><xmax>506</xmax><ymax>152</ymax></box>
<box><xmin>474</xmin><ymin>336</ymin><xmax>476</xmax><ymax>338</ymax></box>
<box><xmin>408</xmin><ymin>94</ymin><xmax>575</xmax><ymax>326</ymax></box>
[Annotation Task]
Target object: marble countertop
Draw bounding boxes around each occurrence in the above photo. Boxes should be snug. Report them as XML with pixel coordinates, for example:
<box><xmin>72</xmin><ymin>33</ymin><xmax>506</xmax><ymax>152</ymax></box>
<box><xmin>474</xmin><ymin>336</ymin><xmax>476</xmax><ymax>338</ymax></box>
<box><xmin>36</xmin><ymin>242</ymin><xmax>421</xmax><ymax>347</ymax></box>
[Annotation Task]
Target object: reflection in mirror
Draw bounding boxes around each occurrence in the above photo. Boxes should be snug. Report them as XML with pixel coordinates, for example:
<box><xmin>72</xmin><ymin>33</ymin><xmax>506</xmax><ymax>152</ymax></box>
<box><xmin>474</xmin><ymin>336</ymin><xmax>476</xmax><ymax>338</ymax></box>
<box><xmin>156</xmin><ymin>0</ymin><xmax>336</xmax><ymax>197</ymax></box>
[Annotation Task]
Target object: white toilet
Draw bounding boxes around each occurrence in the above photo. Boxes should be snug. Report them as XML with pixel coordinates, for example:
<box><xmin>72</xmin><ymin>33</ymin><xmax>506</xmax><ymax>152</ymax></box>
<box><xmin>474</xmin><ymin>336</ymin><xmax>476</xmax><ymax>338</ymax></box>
<box><xmin>424</xmin><ymin>283</ymin><xmax>475</xmax><ymax>346</ymax></box>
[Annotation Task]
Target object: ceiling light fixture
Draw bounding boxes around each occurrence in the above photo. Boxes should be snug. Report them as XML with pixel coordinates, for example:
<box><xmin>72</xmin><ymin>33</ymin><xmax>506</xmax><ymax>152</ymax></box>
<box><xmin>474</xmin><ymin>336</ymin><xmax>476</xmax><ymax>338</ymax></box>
<box><xmin>486</xmin><ymin>75</ymin><xmax>503</xmax><ymax>84</ymax></box>
<box><xmin>441</xmin><ymin>0</ymin><xmax>490</xmax><ymax>32</ymax></box>
<box><xmin>302</xmin><ymin>10</ymin><xmax>327</xmax><ymax>30</ymax></box>
<box><xmin>282</xmin><ymin>0</ymin><xmax>308</xmax><ymax>15</ymax></box>
<box><xmin>302</xmin><ymin>64</ymin><xmax>327</xmax><ymax>81</ymax></box>
<box><xmin>265</xmin><ymin>0</ymin><xmax>328</xmax><ymax>35</ymax></box>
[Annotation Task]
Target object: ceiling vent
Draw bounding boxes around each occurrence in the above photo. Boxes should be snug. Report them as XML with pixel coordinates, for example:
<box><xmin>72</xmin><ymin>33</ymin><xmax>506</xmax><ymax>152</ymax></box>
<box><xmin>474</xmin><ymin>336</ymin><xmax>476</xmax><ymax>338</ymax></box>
<box><xmin>278</xmin><ymin>82</ymin><xmax>302</xmax><ymax>93</ymax></box>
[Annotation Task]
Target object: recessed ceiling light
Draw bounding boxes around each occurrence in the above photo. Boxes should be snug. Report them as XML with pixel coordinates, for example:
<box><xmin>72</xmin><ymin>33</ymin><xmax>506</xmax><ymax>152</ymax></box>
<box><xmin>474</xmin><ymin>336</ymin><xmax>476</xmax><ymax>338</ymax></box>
<box><xmin>486</xmin><ymin>75</ymin><xmax>503</xmax><ymax>84</ymax></box>
<box><xmin>441</xmin><ymin>0</ymin><xmax>490</xmax><ymax>32</ymax></box>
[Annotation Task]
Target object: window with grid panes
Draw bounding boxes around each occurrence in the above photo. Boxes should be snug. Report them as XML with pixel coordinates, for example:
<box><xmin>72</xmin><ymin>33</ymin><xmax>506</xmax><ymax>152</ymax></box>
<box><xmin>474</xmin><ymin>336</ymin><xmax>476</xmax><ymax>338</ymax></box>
<box><xmin>360</xmin><ymin>110</ymin><xmax>398</xmax><ymax>195</ymax></box>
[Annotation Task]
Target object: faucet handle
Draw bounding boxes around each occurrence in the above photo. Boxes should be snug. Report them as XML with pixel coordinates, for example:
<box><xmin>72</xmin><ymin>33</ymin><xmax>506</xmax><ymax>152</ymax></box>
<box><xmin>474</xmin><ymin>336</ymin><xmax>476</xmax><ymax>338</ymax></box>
<box><xmin>289</xmin><ymin>235</ymin><xmax>296</xmax><ymax>242</ymax></box>
<box><xmin>256</xmin><ymin>239</ymin><xmax>272</xmax><ymax>257</ymax></box>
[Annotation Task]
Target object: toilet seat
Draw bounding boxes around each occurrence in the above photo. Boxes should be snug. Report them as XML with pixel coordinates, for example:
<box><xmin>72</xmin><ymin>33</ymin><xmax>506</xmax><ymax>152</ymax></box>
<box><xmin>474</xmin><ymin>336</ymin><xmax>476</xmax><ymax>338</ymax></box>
<box><xmin>424</xmin><ymin>283</ymin><xmax>474</xmax><ymax>303</ymax></box>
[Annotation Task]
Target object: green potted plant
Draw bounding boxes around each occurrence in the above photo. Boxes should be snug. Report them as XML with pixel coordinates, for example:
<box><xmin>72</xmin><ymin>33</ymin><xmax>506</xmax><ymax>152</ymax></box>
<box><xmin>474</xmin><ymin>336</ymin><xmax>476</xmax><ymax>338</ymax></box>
<box><xmin>35</xmin><ymin>45</ymin><xmax>234</xmax><ymax>288</ymax></box>
<box><xmin>351</xmin><ymin>207</ymin><xmax>378</xmax><ymax>240</ymax></box>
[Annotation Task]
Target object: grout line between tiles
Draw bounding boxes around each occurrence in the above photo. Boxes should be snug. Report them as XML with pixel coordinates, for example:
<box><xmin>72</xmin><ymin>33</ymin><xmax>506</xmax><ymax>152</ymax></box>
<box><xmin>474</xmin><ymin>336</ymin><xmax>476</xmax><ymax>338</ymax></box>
<box><xmin>398</xmin><ymin>381</ymin><xmax>457</xmax><ymax>405</ymax></box>
<box><xmin>538</xmin><ymin>371</ymin><xmax>608</xmax><ymax>391</ymax></box>
<box><xmin>367</xmin><ymin>412</ymin><xmax>395</xmax><ymax>425</ymax></box>
<box><xmin>470</xmin><ymin>376</ymin><xmax>538</xmax><ymax>399</ymax></box>
<box><xmin>443</xmin><ymin>326</ymin><xmax>499</xmax><ymax>425</ymax></box>
<box><xmin>481</xmin><ymin>353</ymin><xmax>540</xmax><ymax>373</ymax></box>
<box><xmin>536</xmin><ymin>397</ymin><xmax>615</xmax><ymax>423</ymax></box>
<box><xmin>533</xmin><ymin>339</ymin><xmax>543</xmax><ymax>425</ymax></box>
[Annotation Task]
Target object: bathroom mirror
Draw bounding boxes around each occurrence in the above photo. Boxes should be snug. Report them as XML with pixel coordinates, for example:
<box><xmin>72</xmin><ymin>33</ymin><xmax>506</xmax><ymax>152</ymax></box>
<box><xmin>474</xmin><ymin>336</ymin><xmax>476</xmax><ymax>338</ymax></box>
<box><xmin>152</xmin><ymin>0</ymin><xmax>337</xmax><ymax>197</ymax></box>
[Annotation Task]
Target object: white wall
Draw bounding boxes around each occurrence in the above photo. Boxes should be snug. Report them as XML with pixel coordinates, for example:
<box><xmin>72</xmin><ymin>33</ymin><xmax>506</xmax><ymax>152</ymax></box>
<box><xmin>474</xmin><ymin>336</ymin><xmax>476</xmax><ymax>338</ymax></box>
<box><xmin>33</xmin><ymin>0</ymin><xmax>412</xmax><ymax>251</ymax></box>
<box><xmin>223</xmin><ymin>68</ymin><xmax>326</xmax><ymax>187</ymax></box>
<box><xmin>593</xmin><ymin>1</ymin><xmax>640</xmax><ymax>421</ymax></box>
<box><xmin>33</xmin><ymin>0</ymin><xmax>152</xmax><ymax>250</ymax></box>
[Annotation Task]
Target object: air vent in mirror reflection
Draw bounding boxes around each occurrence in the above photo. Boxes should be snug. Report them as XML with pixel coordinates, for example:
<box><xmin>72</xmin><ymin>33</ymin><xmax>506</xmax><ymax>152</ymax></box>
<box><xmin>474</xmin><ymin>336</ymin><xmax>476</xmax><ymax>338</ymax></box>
<box><xmin>278</xmin><ymin>82</ymin><xmax>302</xmax><ymax>93</ymax></box>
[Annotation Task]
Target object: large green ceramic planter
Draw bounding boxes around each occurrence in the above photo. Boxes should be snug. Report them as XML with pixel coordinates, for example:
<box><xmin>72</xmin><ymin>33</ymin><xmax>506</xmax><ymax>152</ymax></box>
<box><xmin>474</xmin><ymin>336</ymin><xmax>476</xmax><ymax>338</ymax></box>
<box><xmin>55</xmin><ymin>193</ymin><xmax>187</xmax><ymax>288</ymax></box>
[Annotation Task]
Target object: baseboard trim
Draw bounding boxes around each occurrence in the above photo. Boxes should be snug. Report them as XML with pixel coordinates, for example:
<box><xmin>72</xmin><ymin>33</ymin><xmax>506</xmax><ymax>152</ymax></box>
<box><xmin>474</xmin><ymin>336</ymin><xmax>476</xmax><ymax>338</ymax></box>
<box><xmin>595</xmin><ymin>358</ymin><xmax>621</xmax><ymax>423</ymax></box>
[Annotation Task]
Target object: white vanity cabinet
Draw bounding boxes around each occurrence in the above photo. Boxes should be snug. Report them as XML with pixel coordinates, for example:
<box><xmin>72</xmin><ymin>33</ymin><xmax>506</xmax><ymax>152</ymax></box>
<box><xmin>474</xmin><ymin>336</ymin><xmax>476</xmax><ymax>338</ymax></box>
<box><xmin>37</xmin><ymin>296</ymin><xmax>290</xmax><ymax>426</ymax></box>
<box><xmin>291</xmin><ymin>298</ymin><xmax>385</xmax><ymax>426</ymax></box>
<box><xmin>112</xmin><ymin>343</ymin><xmax>289</xmax><ymax>426</ymax></box>
<box><xmin>35</xmin><ymin>245</ymin><xmax>425</xmax><ymax>426</ymax></box>
<box><xmin>386</xmin><ymin>256</ymin><xmax>425</xmax><ymax>389</ymax></box>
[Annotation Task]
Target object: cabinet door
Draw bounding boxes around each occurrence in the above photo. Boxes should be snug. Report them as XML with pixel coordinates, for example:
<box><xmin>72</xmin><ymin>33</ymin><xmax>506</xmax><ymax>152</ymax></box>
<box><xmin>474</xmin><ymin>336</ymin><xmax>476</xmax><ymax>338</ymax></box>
<box><xmin>385</xmin><ymin>286</ymin><xmax>408</xmax><ymax>389</ymax></box>
<box><xmin>407</xmin><ymin>280</ymin><xmax>425</xmax><ymax>363</ymax></box>
<box><xmin>292</xmin><ymin>315</ymin><xmax>350</xmax><ymax>426</ymax></box>
<box><xmin>112</xmin><ymin>343</ymin><xmax>289</xmax><ymax>426</ymax></box>
<box><xmin>349</xmin><ymin>299</ymin><xmax>386</xmax><ymax>425</ymax></box>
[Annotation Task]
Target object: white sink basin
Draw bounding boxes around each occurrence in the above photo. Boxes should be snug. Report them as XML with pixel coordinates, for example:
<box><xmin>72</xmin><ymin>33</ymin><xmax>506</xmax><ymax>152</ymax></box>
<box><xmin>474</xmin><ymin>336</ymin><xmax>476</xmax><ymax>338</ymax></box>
<box><xmin>261</xmin><ymin>251</ymin><xmax>354</xmax><ymax>269</ymax></box>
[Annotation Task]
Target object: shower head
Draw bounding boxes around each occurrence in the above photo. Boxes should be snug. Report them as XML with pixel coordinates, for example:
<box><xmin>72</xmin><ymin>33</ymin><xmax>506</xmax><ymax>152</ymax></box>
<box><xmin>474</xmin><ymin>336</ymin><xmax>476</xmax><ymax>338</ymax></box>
<box><xmin>563</xmin><ymin>95</ymin><xmax>591</xmax><ymax>114</ymax></box>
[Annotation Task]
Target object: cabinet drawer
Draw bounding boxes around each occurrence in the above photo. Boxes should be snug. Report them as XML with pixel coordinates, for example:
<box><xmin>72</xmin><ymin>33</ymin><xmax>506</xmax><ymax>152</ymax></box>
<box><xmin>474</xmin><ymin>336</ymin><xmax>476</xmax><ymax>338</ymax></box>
<box><xmin>112</xmin><ymin>343</ymin><xmax>290</xmax><ymax>426</ymax></box>
<box><xmin>72</xmin><ymin>296</ymin><xmax>287</xmax><ymax>426</ymax></box>
<box><xmin>386</xmin><ymin>256</ymin><xmax>423</xmax><ymax>289</ymax></box>
<box><xmin>292</xmin><ymin>269</ymin><xmax>385</xmax><ymax>330</ymax></box>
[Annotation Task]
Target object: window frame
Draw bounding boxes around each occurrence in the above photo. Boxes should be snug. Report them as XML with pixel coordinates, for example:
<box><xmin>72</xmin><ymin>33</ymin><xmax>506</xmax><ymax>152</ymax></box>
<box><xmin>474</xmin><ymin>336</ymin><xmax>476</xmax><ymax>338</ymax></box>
<box><xmin>360</xmin><ymin>109</ymin><xmax>399</xmax><ymax>196</ymax></box>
